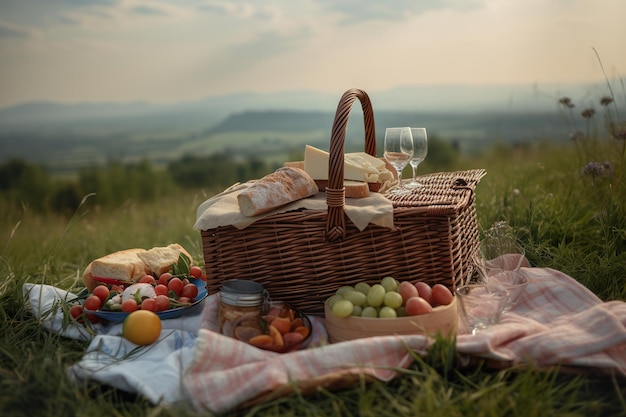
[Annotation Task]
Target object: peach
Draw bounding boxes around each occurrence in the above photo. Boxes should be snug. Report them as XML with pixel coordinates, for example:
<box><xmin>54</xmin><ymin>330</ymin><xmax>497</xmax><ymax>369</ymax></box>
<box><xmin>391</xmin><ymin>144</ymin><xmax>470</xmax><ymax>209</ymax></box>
<box><xmin>248</xmin><ymin>334</ymin><xmax>273</xmax><ymax>348</ymax></box>
<box><xmin>268</xmin><ymin>325</ymin><xmax>284</xmax><ymax>346</ymax></box>
<box><xmin>283</xmin><ymin>332</ymin><xmax>304</xmax><ymax>346</ymax></box>
<box><xmin>290</xmin><ymin>317</ymin><xmax>303</xmax><ymax>330</ymax></box>
<box><xmin>294</xmin><ymin>326</ymin><xmax>310</xmax><ymax>339</ymax></box>
<box><xmin>269</xmin><ymin>316</ymin><xmax>292</xmax><ymax>335</ymax></box>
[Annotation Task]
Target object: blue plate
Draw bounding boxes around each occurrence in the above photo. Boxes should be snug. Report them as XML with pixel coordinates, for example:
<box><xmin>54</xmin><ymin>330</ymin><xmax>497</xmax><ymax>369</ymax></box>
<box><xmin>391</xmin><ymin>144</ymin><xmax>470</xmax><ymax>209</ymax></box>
<box><xmin>85</xmin><ymin>278</ymin><xmax>208</xmax><ymax>324</ymax></box>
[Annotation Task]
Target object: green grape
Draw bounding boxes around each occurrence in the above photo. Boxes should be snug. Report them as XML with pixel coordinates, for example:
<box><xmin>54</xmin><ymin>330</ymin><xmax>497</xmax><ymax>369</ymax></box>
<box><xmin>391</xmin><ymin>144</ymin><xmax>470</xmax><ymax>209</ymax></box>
<box><xmin>332</xmin><ymin>299</ymin><xmax>354</xmax><ymax>318</ymax></box>
<box><xmin>351</xmin><ymin>305</ymin><xmax>363</xmax><ymax>316</ymax></box>
<box><xmin>361</xmin><ymin>306</ymin><xmax>378</xmax><ymax>318</ymax></box>
<box><xmin>380</xmin><ymin>276</ymin><xmax>398</xmax><ymax>292</ymax></box>
<box><xmin>354</xmin><ymin>282</ymin><xmax>371</xmax><ymax>295</ymax></box>
<box><xmin>343</xmin><ymin>290</ymin><xmax>367</xmax><ymax>306</ymax></box>
<box><xmin>366</xmin><ymin>284</ymin><xmax>386</xmax><ymax>307</ymax></box>
<box><xmin>336</xmin><ymin>286</ymin><xmax>354</xmax><ymax>296</ymax></box>
<box><xmin>383</xmin><ymin>291</ymin><xmax>403</xmax><ymax>309</ymax></box>
<box><xmin>327</xmin><ymin>294</ymin><xmax>345</xmax><ymax>309</ymax></box>
<box><xmin>379</xmin><ymin>306</ymin><xmax>397</xmax><ymax>318</ymax></box>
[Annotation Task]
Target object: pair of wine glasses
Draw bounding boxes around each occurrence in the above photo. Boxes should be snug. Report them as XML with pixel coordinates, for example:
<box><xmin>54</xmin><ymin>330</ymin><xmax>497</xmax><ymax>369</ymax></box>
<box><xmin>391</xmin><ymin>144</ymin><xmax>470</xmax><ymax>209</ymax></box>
<box><xmin>383</xmin><ymin>127</ymin><xmax>428</xmax><ymax>194</ymax></box>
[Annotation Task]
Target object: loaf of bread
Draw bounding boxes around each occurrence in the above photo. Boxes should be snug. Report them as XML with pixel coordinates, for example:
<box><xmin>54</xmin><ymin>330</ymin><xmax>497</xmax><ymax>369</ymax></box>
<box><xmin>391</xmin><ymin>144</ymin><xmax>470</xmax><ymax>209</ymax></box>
<box><xmin>237</xmin><ymin>167</ymin><xmax>319</xmax><ymax>217</ymax></box>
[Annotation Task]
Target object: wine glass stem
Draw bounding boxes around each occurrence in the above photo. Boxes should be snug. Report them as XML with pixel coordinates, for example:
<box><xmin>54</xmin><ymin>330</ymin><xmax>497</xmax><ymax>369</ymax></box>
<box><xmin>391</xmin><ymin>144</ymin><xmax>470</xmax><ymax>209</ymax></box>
<box><xmin>411</xmin><ymin>164</ymin><xmax>416</xmax><ymax>182</ymax></box>
<box><xmin>396</xmin><ymin>169</ymin><xmax>403</xmax><ymax>188</ymax></box>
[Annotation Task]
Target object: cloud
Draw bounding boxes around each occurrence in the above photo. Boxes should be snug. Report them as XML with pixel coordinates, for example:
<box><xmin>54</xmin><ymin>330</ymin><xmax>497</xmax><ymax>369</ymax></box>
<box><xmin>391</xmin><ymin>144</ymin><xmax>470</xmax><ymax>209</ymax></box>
<box><xmin>317</xmin><ymin>0</ymin><xmax>483</xmax><ymax>22</ymax></box>
<box><xmin>61</xmin><ymin>0</ymin><xmax>119</xmax><ymax>6</ymax></box>
<box><xmin>130</xmin><ymin>5</ymin><xmax>169</xmax><ymax>17</ymax></box>
<box><xmin>197</xmin><ymin>1</ymin><xmax>278</xmax><ymax>20</ymax></box>
<box><xmin>0</xmin><ymin>20</ymin><xmax>35</xmax><ymax>39</ymax></box>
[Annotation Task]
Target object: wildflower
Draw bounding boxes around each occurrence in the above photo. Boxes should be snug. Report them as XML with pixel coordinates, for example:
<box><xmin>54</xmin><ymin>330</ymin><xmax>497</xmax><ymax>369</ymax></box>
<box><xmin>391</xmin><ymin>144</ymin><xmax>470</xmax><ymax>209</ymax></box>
<box><xmin>600</xmin><ymin>96</ymin><xmax>614</xmax><ymax>106</ymax></box>
<box><xmin>609</xmin><ymin>123</ymin><xmax>626</xmax><ymax>140</ymax></box>
<box><xmin>559</xmin><ymin>97</ymin><xmax>575</xmax><ymax>108</ymax></box>
<box><xmin>581</xmin><ymin>108</ymin><xmax>595</xmax><ymax>119</ymax></box>
<box><xmin>582</xmin><ymin>161</ymin><xmax>613</xmax><ymax>178</ymax></box>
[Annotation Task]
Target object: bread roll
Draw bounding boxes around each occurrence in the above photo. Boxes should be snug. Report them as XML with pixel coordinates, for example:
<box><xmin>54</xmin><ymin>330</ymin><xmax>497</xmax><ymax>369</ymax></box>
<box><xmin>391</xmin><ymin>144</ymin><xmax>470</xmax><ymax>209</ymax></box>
<box><xmin>237</xmin><ymin>167</ymin><xmax>319</xmax><ymax>217</ymax></box>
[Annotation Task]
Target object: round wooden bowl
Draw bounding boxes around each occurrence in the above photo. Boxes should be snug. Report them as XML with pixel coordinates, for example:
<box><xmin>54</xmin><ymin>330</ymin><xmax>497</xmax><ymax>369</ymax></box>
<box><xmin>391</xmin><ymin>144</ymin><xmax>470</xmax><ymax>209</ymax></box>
<box><xmin>324</xmin><ymin>297</ymin><xmax>458</xmax><ymax>343</ymax></box>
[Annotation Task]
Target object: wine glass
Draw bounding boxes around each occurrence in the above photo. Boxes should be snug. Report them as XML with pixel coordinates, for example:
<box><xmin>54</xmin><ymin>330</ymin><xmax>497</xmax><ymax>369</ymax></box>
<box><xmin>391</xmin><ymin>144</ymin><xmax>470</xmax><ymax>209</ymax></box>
<box><xmin>383</xmin><ymin>127</ymin><xmax>414</xmax><ymax>194</ymax></box>
<box><xmin>406</xmin><ymin>128</ymin><xmax>428</xmax><ymax>189</ymax></box>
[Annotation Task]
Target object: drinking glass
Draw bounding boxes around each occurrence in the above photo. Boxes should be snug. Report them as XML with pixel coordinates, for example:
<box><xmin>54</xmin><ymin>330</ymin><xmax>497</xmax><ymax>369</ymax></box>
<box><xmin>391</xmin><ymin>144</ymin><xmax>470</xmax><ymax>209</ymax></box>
<box><xmin>406</xmin><ymin>127</ymin><xmax>428</xmax><ymax>189</ymax></box>
<box><xmin>456</xmin><ymin>284</ymin><xmax>508</xmax><ymax>335</ymax></box>
<box><xmin>481</xmin><ymin>270</ymin><xmax>528</xmax><ymax>312</ymax></box>
<box><xmin>383</xmin><ymin>127</ymin><xmax>414</xmax><ymax>194</ymax></box>
<box><xmin>474</xmin><ymin>235</ymin><xmax>526</xmax><ymax>278</ymax></box>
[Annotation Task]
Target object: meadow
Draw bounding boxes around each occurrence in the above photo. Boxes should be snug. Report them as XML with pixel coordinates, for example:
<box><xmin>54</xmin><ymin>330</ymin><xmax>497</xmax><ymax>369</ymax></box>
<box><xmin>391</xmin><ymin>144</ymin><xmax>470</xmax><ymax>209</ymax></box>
<box><xmin>1</xmin><ymin>125</ymin><xmax>626</xmax><ymax>415</ymax></box>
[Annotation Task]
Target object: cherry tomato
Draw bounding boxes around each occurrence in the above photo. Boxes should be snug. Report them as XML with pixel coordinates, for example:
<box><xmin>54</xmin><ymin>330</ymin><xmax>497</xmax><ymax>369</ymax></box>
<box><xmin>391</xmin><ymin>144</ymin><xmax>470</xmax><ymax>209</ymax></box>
<box><xmin>70</xmin><ymin>305</ymin><xmax>84</xmax><ymax>321</ymax></box>
<box><xmin>155</xmin><ymin>295</ymin><xmax>170</xmax><ymax>312</ymax></box>
<box><xmin>177</xmin><ymin>296</ymin><xmax>191</xmax><ymax>304</ymax></box>
<box><xmin>141</xmin><ymin>298</ymin><xmax>157</xmax><ymax>312</ymax></box>
<box><xmin>189</xmin><ymin>266</ymin><xmax>203</xmax><ymax>279</ymax></box>
<box><xmin>200</xmin><ymin>273</ymin><xmax>207</xmax><ymax>282</ymax></box>
<box><xmin>121</xmin><ymin>299</ymin><xmax>138</xmax><ymax>313</ymax></box>
<box><xmin>181</xmin><ymin>283</ymin><xmax>199</xmax><ymax>300</ymax></box>
<box><xmin>154</xmin><ymin>284</ymin><xmax>169</xmax><ymax>297</ymax></box>
<box><xmin>84</xmin><ymin>295</ymin><xmax>102</xmax><ymax>311</ymax></box>
<box><xmin>139</xmin><ymin>275</ymin><xmax>156</xmax><ymax>285</ymax></box>
<box><xmin>158</xmin><ymin>272</ymin><xmax>172</xmax><ymax>286</ymax></box>
<box><xmin>168</xmin><ymin>277</ymin><xmax>184</xmax><ymax>296</ymax></box>
<box><xmin>93</xmin><ymin>285</ymin><xmax>110</xmax><ymax>304</ymax></box>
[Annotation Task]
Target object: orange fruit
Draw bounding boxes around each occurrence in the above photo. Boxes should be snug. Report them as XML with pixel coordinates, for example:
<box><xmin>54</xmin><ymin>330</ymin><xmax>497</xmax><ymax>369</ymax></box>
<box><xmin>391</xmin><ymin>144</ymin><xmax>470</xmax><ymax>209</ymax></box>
<box><xmin>122</xmin><ymin>310</ymin><xmax>162</xmax><ymax>345</ymax></box>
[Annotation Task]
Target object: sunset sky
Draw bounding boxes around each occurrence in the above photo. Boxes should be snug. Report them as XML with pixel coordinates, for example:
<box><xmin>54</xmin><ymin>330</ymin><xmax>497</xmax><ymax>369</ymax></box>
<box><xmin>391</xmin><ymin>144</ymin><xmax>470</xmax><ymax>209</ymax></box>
<box><xmin>0</xmin><ymin>0</ymin><xmax>624</xmax><ymax>110</ymax></box>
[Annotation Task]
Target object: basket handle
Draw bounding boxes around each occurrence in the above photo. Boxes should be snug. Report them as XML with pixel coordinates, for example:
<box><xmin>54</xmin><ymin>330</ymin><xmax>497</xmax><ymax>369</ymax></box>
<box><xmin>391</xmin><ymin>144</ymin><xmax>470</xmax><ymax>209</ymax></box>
<box><xmin>325</xmin><ymin>88</ymin><xmax>377</xmax><ymax>242</ymax></box>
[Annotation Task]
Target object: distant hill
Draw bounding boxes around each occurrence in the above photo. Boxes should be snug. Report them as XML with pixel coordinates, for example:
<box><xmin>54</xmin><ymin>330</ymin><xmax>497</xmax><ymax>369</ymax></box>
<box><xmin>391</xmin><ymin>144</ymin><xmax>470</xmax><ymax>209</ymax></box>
<box><xmin>0</xmin><ymin>82</ymin><xmax>597</xmax><ymax>129</ymax></box>
<box><xmin>0</xmin><ymin>83</ymin><xmax>617</xmax><ymax>173</ymax></box>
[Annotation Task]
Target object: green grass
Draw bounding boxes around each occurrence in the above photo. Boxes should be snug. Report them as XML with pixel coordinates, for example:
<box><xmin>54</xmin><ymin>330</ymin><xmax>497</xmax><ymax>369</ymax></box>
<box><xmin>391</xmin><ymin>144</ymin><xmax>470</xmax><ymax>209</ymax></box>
<box><xmin>1</xmin><ymin>139</ymin><xmax>626</xmax><ymax>417</ymax></box>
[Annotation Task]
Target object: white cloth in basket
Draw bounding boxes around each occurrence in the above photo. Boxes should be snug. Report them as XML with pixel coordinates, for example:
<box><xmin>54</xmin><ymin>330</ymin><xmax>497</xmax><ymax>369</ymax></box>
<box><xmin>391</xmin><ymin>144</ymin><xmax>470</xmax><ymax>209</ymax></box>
<box><xmin>193</xmin><ymin>182</ymin><xmax>395</xmax><ymax>231</ymax></box>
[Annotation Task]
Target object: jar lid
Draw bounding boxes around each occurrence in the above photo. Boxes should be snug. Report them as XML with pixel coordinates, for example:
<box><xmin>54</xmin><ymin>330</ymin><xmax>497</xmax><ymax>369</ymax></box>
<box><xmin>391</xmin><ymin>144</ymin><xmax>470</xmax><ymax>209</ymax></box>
<box><xmin>220</xmin><ymin>279</ymin><xmax>265</xmax><ymax>306</ymax></box>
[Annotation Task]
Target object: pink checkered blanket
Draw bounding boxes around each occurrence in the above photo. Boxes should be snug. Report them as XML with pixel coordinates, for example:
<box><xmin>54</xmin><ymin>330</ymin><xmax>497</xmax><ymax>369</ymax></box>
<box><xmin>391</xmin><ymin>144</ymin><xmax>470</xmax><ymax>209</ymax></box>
<box><xmin>183</xmin><ymin>267</ymin><xmax>626</xmax><ymax>413</ymax></box>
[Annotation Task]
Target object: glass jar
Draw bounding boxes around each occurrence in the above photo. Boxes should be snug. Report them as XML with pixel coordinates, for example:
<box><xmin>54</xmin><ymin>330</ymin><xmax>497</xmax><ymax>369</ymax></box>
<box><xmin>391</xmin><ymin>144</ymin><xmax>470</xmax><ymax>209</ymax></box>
<box><xmin>218</xmin><ymin>279</ymin><xmax>268</xmax><ymax>338</ymax></box>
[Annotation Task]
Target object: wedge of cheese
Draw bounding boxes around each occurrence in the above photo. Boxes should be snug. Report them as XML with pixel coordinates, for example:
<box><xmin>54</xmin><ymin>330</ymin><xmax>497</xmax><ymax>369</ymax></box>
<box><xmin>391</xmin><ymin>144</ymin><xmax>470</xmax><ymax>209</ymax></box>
<box><xmin>303</xmin><ymin>145</ymin><xmax>393</xmax><ymax>183</ymax></box>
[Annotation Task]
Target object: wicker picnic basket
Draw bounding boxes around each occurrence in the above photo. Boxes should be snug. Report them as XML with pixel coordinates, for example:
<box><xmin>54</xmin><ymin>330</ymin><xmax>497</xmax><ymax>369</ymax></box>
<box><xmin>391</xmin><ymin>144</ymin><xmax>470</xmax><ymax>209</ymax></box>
<box><xmin>200</xmin><ymin>88</ymin><xmax>485</xmax><ymax>316</ymax></box>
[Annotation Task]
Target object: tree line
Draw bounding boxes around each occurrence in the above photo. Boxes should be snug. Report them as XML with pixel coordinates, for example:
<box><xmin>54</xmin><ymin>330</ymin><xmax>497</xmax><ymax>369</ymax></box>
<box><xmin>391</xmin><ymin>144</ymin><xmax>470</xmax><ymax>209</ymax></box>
<box><xmin>0</xmin><ymin>153</ymin><xmax>277</xmax><ymax>215</ymax></box>
<box><xmin>0</xmin><ymin>134</ymin><xmax>460</xmax><ymax>215</ymax></box>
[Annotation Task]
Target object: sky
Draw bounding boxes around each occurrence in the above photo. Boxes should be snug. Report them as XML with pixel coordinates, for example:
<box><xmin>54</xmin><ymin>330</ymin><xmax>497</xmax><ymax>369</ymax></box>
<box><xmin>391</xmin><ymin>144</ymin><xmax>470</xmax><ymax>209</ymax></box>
<box><xmin>0</xmin><ymin>0</ymin><xmax>624</xmax><ymax>110</ymax></box>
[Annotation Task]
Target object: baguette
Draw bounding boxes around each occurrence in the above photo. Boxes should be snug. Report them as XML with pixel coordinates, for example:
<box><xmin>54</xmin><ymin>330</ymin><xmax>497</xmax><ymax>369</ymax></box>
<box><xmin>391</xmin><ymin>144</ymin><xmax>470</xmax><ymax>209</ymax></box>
<box><xmin>237</xmin><ymin>167</ymin><xmax>319</xmax><ymax>217</ymax></box>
